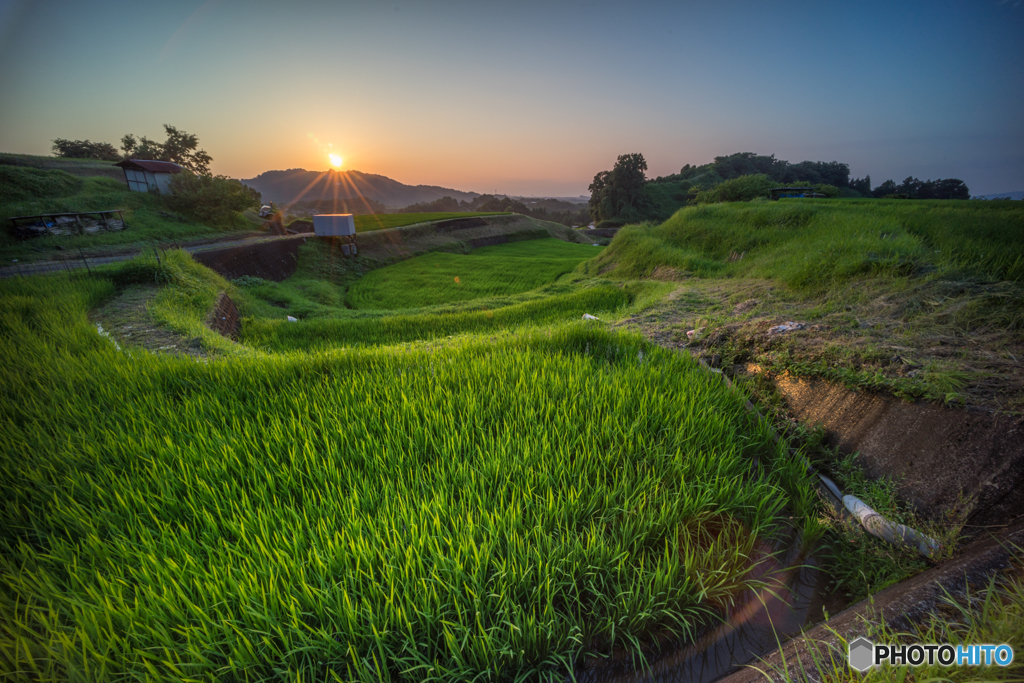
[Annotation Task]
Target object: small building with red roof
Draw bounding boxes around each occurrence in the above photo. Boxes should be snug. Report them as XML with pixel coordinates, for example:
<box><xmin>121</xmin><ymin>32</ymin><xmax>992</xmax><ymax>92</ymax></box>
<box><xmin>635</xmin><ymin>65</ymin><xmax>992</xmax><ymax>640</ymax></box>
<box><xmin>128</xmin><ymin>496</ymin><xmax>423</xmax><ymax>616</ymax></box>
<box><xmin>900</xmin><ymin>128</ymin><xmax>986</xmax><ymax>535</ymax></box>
<box><xmin>114</xmin><ymin>159</ymin><xmax>183</xmax><ymax>195</ymax></box>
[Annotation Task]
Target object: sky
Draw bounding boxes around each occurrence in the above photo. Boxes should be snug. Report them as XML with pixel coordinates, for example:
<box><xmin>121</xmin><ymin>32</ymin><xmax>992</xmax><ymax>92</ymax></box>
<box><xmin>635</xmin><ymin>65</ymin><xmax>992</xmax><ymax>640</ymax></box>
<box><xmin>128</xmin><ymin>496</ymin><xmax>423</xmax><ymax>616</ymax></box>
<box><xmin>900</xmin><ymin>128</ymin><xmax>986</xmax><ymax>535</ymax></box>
<box><xmin>1</xmin><ymin>0</ymin><xmax>1022</xmax><ymax>197</ymax></box>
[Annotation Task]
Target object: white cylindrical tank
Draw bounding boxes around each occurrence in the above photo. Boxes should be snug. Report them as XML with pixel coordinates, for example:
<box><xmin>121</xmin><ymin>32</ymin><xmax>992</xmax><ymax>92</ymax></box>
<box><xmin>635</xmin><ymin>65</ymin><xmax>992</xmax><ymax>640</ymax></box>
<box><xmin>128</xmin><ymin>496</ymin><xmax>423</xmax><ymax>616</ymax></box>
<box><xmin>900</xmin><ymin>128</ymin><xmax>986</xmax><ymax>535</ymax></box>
<box><xmin>312</xmin><ymin>214</ymin><xmax>356</xmax><ymax>236</ymax></box>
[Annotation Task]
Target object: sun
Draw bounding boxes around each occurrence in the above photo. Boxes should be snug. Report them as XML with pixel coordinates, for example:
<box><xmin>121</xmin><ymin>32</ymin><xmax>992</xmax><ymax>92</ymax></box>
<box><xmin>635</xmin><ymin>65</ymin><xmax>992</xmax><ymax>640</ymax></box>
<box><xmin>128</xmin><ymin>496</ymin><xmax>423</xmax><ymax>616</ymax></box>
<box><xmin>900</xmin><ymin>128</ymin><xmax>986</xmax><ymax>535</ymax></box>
<box><xmin>328</xmin><ymin>153</ymin><xmax>343</xmax><ymax>168</ymax></box>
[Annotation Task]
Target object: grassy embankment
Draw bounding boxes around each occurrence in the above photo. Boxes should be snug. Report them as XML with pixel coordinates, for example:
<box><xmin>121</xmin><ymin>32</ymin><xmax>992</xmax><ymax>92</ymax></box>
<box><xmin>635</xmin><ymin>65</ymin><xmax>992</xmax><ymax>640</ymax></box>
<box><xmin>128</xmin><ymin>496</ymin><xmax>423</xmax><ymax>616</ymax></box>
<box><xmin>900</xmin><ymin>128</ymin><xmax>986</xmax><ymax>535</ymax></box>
<box><xmin>584</xmin><ymin>199</ymin><xmax>1024</xmax><ymax>410</ymax></box>
<box><xmin>0</xmin><ymin>246</ymin><xmax>821</xmax><ymax>680</ymax></box>
<box><xmin>351</xmin><ymin>212</ymin><xmax>511</xmax><ymax>232</ymax></box>
<box><xmin>0</xmin><ymin>162</ymin><xmax>263</xmax><ymax>262</ymax></box>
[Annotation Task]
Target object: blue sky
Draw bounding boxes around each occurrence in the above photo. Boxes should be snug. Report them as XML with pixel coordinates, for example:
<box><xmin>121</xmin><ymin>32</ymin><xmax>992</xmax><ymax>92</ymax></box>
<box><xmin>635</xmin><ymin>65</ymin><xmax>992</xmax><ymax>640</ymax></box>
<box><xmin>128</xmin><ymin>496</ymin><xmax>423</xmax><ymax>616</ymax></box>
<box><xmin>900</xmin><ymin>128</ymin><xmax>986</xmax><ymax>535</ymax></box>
<box><xmin>1</xmin><ymin>0</ymin><xmax>1021</xmax><ymax>196</ymax></box>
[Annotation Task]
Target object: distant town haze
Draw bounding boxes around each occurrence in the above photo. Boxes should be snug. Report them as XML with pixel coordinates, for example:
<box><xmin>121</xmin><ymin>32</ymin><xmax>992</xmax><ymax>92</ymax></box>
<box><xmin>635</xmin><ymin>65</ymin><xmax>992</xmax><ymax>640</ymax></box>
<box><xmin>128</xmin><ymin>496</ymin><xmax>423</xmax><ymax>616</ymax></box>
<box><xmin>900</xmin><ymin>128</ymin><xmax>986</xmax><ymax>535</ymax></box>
<box><xmin>1</xmin><ymin>0</ymin><xmax>1022</xmax><ymax>196</ymax></box>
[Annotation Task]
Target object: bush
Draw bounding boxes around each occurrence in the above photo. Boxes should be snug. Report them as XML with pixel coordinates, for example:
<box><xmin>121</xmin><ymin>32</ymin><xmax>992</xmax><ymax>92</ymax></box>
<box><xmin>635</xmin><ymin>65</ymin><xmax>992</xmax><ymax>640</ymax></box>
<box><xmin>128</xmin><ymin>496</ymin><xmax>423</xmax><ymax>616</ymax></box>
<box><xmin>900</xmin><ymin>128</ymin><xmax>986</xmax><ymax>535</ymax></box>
<box><xmin>164</xmin><ymin>172</ymin><xmax>261</xmax><ymax>228</ymax></box>
<box><xmin>51</xmin><ymin>138</ymin><xmax>121</xmax><ymax>161</ymax></box>
<box><xmin>695</xmin><ymin>173</ymin><xmax>776</xmax><ymax>203</ymax></box>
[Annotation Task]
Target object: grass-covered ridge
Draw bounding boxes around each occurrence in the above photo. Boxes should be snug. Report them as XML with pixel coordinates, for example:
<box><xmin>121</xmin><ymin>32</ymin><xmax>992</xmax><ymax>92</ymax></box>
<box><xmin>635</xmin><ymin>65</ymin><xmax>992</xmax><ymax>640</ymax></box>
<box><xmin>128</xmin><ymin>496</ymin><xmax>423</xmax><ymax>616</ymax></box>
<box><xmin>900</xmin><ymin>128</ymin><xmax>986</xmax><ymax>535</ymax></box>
<box><xmin>352</xmin><ymin>211</ymin><xmax>510</xmax><ymax>232</ymax></box>
<box><xmin>594</xmin><ymin>198</ymin><xmax>1024</xmax><ymax>410</ymax></box>
<box><xmin>0</xmin><ymin>270</ymin><xmax>819</xmax><ymax>681</ymax></box>
<box><xmin>584</xmin><ymin>199</ymin><xmax>1024</xmax><ymax>287</ymax></box>
<box><xmin>0</xmin><ymin>164</ymin><xmax>259</xmax><ymax>262</ymax></box>
<box><xmin>242</xmin><ymin>283</ymin><xmax>633</xmax><ymax>351</ymax></box>
<box><xmin>346</xmin><ymin>239</ymin><xmax>603</xmax><ymax>310</ymax></box>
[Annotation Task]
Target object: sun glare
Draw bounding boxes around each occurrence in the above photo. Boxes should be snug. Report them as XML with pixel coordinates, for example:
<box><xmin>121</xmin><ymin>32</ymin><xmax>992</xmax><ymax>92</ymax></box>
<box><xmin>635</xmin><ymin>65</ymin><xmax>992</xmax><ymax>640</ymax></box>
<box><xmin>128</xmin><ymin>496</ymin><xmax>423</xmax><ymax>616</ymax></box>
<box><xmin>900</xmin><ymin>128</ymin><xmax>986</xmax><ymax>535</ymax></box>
<box><xmin>329</xmin><ymin>153</ymin><xmax>343</xmax><ymax>168</ymax></box>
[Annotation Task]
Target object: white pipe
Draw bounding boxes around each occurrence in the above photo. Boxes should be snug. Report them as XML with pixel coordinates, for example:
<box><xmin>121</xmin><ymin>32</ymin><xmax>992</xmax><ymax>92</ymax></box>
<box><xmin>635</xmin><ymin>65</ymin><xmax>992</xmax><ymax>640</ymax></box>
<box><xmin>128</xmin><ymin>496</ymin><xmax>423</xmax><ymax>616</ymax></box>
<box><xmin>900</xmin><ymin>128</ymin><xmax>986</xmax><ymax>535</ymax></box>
<box><xmin>844</xmin><ymin>495</ymin><xmax>941</xmax><ymax>557</ymax></box>
<box><xmin>694</xmin><ymin>356</ymin><xmax>942</xmax><ymax>559</ymax></box>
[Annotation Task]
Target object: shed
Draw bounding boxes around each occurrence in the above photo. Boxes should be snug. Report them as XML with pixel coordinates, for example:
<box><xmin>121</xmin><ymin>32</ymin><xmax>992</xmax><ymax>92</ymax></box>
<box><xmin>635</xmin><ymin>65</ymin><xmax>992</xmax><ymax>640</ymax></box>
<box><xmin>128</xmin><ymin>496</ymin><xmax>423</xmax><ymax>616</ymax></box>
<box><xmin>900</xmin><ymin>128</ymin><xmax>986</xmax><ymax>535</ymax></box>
<box><xmin>312</xmin><ymin>214</ymin><xmax>358</xmax><ymax>256</ymax></box>
<box><xmin>312</xmin><ymin>214</ymin><xmax>356</xmax><ymax>236</ymax></box>
<box><xmin>114</xmin><ymin>159</ymin><xmax>183</xmax><ymax>195</ymax></box>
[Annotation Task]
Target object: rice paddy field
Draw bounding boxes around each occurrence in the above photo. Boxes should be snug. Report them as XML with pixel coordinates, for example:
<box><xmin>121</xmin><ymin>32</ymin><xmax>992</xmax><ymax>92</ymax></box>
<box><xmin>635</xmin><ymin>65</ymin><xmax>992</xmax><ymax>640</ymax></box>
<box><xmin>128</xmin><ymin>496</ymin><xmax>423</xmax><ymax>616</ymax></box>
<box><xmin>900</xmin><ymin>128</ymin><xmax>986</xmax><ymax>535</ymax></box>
<box><xmin>0</xmin><ymin>237</ymin><xmax>821</xmax><ymax>681</ymax></box>
<box><xmin>346</xmin><ymin>240</ymin><xmax>603</xmax><ymax>310</ymax></box>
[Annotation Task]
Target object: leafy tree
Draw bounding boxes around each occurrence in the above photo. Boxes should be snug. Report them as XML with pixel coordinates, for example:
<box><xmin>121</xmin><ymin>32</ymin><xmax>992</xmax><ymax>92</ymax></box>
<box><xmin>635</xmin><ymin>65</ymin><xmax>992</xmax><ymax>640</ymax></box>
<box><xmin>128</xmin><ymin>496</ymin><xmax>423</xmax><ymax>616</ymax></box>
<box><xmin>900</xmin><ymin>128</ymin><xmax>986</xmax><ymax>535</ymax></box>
<box><xmin>51</xmin><ymin>139</ymin><xmax>120</xmax><ymax>161</ymax></box>
<box><xmin>710</xmin><ymin>152</ymin><xmax>789</xmax><ymax>181</ymax></box>
<box><xmin>849</xmin><ymin>175</ymin><xmax>871</xmax><ymax>196</ymax></box>
<box><xmin>121</xmin><ymin>125</ymin><xmax>212</xmax><ymax>174</ymax></box>
<box><xmin>872</xmin><ymin>179</ymin><xmax>897</xmax><ymax>198</ymax></box>
<box><xmin>914</xmin><ymin>178</ymin><xmax>970</xmax><ymax>200</ymax></box>
<box><xmin>897</xmin><ymin>176</ymin><xmax>923</xmax><ymax>198</ymax></box>
<box><xmin>588</xmin><ymin>153</ymin><xmax>648</xmax><ymax>223</ymax></box>
<box><xmin>871</xmin><ymin>176</ymin><xmax>969</xmax><ymax>200</ymax></box>
<box><xmin>164</xmin><ymin>172</ymin><xmax>260</xmax><ymax>228</ymax></box>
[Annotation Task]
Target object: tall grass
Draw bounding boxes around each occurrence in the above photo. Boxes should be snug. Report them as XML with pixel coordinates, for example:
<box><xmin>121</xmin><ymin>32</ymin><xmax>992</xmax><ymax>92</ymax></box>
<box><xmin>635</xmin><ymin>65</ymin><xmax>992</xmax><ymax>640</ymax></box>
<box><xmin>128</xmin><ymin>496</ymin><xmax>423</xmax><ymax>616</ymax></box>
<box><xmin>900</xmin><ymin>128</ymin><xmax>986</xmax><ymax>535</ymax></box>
<box><xmin>0</xmin><ymin>272</ymin><xmax>818</xmax><ymax>681</ymax></box>
<box><xmin>346</xmin><ymin>239</ymin><xmax>603</xmax><ymax>310</ymax></box>
<box><xmin>759</xmin><ymin>562</ymin><xmax>1024</xmax><ymax>683</ymax></box>
<box><xmin>584</xmin><ymin>200</ymin><xmax>1024</xmax><ymax>288</ymax></box>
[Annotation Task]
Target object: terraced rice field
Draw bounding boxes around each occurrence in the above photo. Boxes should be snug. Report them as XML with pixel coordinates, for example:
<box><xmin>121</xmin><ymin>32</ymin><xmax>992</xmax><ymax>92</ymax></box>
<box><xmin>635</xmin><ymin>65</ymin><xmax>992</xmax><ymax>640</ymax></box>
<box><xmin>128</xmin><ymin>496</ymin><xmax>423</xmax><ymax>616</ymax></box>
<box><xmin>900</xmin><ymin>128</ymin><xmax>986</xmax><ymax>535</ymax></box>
<box><xmin>346</xmin><ymin>239</ymin><xmax>603</xmax><ymax>310</ymax></box>
<box><xmin>0</xmin><ymin>245</ymin><xmax>818</xmax><ymax>681</ymax></box>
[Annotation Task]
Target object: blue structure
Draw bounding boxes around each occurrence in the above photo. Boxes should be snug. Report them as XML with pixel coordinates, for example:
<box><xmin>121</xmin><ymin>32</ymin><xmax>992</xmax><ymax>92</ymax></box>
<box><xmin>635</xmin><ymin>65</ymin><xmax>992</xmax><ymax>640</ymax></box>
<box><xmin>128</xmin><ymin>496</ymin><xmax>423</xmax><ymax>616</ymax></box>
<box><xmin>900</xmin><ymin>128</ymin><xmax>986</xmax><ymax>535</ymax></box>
<box><xmin>769</xmin><ymin>187</ymin><xmax>825</xmax><ymax>200</ymax></box>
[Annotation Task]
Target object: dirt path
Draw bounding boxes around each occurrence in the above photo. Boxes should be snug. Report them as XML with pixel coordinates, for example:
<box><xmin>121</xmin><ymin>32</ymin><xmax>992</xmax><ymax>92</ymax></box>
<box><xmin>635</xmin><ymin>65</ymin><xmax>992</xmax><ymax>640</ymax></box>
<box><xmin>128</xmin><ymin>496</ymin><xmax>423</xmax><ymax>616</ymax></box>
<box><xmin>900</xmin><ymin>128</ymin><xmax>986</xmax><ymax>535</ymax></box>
<box><xmin>89</xmin><ymin>285</ymin><xmax>209</xmax><ymax>359</ymax></box>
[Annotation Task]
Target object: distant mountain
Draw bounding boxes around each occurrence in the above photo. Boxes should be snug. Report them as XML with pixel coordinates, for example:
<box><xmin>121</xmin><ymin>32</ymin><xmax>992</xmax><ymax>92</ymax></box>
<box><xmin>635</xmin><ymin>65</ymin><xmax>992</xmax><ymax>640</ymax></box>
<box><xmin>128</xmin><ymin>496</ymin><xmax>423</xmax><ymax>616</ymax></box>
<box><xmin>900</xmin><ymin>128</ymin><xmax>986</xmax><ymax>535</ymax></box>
<box><xmin>975</xmin><ymin>191</ymin><xmax>1024</xmax><ymax>200</ymax></box>
<box><xmin>241</xmin><ymin>168</ymin><xmax>479</xmax><ymax>209</ymax></box>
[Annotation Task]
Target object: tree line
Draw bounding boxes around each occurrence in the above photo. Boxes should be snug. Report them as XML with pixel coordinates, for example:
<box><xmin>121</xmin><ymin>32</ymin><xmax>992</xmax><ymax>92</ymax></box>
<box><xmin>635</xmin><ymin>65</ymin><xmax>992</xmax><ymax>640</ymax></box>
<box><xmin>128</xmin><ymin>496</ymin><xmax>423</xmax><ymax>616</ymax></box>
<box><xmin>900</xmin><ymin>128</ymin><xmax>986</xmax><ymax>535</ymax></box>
<box><xmin>52</xmin><ymin>124</ymin><xmax>212</xmax><ymax>174</ymax></box>
<box><xmin>52</xmin><ymin>125</ymin><xmax>259</xmax><ymax>228</ymax></box>
<box><xmin>590</xmin><ymin>151</ymin><xmax>971</xmax><ymax>226</ymax></box>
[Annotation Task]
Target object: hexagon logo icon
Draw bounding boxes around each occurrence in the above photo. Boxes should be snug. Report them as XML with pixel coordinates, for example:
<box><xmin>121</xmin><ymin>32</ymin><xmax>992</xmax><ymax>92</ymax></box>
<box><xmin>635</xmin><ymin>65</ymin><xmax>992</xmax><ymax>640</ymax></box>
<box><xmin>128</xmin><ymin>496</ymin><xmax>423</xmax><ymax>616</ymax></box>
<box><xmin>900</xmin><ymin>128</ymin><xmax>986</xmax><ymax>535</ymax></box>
<box><xmin>849</xmin><ymin>637</ymin><xmax>875</xmax><ymax>672</ymax></box>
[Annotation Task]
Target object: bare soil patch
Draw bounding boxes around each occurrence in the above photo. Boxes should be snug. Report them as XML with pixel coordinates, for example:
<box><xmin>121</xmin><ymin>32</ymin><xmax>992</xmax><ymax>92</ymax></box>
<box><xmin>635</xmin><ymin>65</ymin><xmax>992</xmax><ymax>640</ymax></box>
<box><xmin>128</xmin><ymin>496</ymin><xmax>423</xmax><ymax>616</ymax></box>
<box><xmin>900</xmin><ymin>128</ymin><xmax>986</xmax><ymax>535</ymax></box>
<box><xmin>89</xmin><ymin>286</ymin><xmax>208</xmax><ymax>358</ymax></box>
<box><xmin>206</xmin><ymin>292</ymin><xmax>241</xmax><ymax>339</ymax></box>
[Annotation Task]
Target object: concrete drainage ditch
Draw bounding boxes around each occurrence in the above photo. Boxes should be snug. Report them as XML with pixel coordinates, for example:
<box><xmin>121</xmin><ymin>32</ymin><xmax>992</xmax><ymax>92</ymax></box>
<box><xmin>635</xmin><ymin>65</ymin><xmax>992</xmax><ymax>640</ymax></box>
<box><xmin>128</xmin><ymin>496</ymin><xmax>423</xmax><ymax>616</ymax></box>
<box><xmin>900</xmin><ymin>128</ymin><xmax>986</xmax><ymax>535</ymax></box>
<box><xmin>574</xmin><ymin>361</ymin><xmax>1023</xmax><ymax>682</ymax></box>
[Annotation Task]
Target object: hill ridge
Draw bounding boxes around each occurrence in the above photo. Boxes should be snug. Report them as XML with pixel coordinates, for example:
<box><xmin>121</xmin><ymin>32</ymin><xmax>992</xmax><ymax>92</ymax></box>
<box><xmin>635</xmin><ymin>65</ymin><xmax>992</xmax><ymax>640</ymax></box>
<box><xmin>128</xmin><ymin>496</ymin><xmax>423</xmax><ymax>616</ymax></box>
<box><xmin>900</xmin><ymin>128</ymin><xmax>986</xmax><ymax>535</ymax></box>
<box><xmin>241</xmin><ymin>168</ymin><xmax>480</xmax><ymax>208</ymax></box>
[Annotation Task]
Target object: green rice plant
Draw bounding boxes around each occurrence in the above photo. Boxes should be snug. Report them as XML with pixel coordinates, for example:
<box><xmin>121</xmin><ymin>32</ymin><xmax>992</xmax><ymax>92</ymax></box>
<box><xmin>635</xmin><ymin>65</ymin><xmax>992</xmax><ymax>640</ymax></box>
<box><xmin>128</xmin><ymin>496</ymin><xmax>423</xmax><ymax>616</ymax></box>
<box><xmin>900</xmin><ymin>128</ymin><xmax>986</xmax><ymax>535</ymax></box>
<box><xmin>346</xmin><ymin>239</ymin><xmax>603</xmax><ymax>310</ymax></box>
<box><xmin>0</xmin><ymin>272</ymin><xmax>821</xmax><ymax>681</ymax></box>
<box><xmin>242</xmin><ymin>284</ymin><xmax>632</xmax><ymax>351</ymax></box>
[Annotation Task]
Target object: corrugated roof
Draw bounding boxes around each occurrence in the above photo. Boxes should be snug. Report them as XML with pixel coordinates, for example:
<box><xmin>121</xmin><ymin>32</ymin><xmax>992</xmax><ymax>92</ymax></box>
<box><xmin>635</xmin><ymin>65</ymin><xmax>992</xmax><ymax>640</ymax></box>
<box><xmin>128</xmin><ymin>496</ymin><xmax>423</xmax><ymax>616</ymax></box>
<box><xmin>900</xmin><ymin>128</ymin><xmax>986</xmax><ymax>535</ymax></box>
<box><xmin>115</xmin><ymin>159</ymin><xmax>183</xmax><ymax>174</ymax></box>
